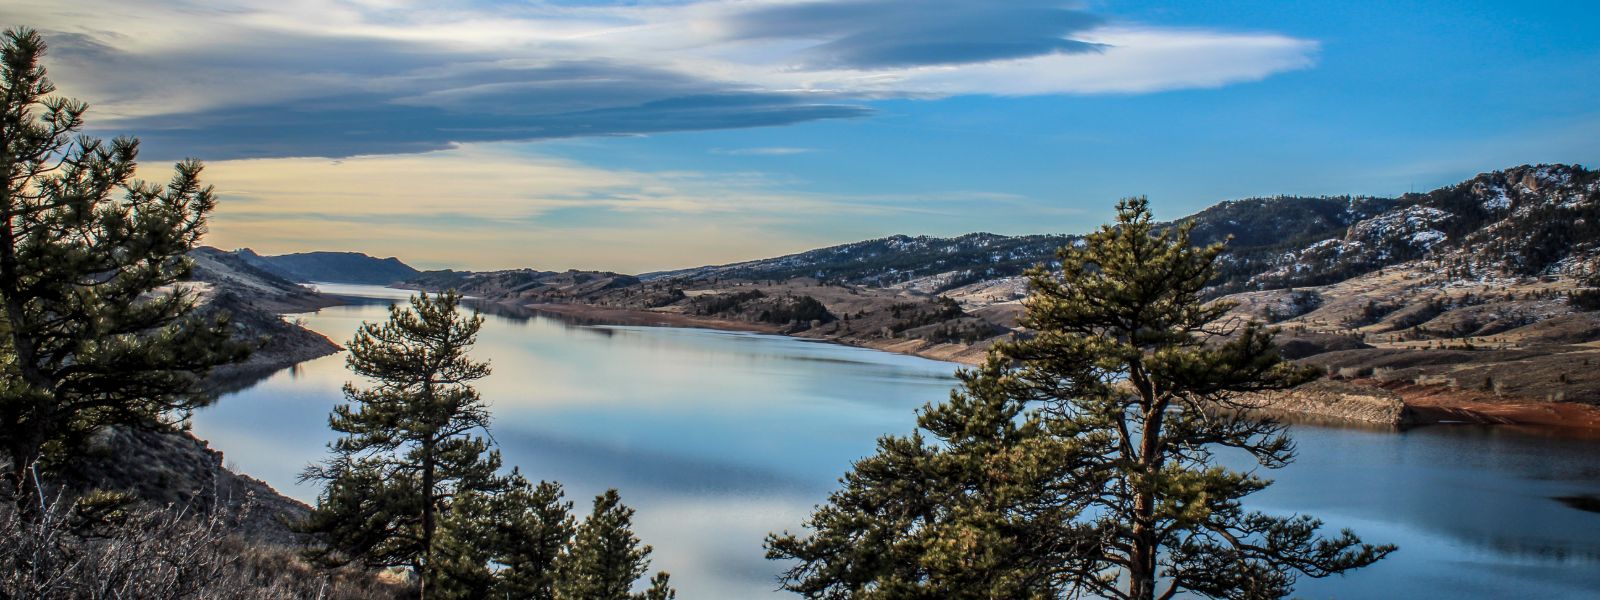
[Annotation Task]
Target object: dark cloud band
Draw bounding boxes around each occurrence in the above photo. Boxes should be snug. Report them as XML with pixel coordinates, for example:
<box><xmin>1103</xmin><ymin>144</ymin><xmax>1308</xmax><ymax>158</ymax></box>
<box><xmin>723</xmin><ymin>0</ymin><xmax>1105</xmax><ymax>69</ymax></box>
<box><xmin>46</xmin><ymin>1</ymin><xmax>1105</xmax><ymax>159</ymax></box>
<box><xmin>121</xmin><ymin>91</ymin><xmax>871</xmax><ymax>160</ymax></box>
<box><xmin>77</xmin><ymin>53</ymin><xmax>872</xmax><ymax>160</ymax></box>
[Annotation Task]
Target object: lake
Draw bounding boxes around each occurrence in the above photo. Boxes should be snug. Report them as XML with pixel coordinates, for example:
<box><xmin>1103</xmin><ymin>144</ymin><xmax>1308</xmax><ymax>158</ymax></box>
<box><xmin>191</xmin><ymin>284</ymin><xmax>1600</xmax><ymax>598</ymax></box>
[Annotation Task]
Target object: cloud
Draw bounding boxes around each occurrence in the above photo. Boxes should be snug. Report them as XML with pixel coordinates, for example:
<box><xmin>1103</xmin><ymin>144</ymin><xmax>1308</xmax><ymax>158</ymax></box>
<box><xmin>3</xmin><ymin>0</ymin><xmax>1319</xmax><ymax>160</ymax></box>
<box><xmin>720</xmin><ymin>0</ymin><xmax>1106</xmax><ymax>69</ymax></box>
<box><xmin>195</xmin><ymin>142</ymin><xmax>1019</xmax><ymax>271</ymax></box>
<box><xmin>887</xmin><ymin>27</ymin><xmax>1319</xmax><ymax>96</ymax></box>
<box><xmin>126</xmin><ymin>87</ymin><xmax>870</xmax><ymax>160</ymax></box>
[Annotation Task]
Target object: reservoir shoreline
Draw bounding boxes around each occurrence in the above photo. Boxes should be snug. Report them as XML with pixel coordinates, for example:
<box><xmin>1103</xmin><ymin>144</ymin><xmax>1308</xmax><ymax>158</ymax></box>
<box><xmin>515</xmin><ymin>300</ymin><xmax>1600</xmax><ymax>435</ymax></box>
<box><xmin>521</xmin><ymin>301</ymin><xmax>993</xmax><ymax>365</ymax></box>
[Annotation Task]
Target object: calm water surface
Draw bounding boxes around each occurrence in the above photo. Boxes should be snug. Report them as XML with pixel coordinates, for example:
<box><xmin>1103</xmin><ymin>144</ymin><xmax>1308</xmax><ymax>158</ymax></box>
<box><xmin>192</xmin><ymin>285</ymin><xmax>1600</xmax><ymax>598</ymax></box>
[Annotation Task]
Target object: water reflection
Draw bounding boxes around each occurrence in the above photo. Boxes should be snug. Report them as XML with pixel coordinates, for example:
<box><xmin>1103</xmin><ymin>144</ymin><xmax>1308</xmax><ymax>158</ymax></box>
<box><xmin>193</xmin><ymin>285</ymin><xmax>1600</xmax><ymax>599</ymax></box>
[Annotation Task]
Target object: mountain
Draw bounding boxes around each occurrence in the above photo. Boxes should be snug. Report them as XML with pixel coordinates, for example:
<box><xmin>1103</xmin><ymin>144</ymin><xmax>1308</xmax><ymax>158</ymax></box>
<box><xmin>650</xmin><ymin>164</ymin><xmax>1598</xmax><ymax>298</ymax></box>
<box><xmin>640</xmin><ymin>196</ymin><xmax>1399</xmax><ymax>294</ymax></box>
<box><xmin>436</xmin><ymin>164</ymin><xmax>1600</xmax><ymax>423</ymax></box>
<box><xmin>1211</xmin><ymin>164</ymin><xmax>1598</xmax><ymax>293</ymax></box>
<box><xmin>233</xmin><ymin>249</ymin><xmax>420</xmax><ymax>285</ymax></box>
<box><xmin>642</xmin><ymin>232</ymin><xmax>1078</xmax><ymax>292</ymax></box>
<box><xmin>404</xmin><ymin>268</ymin><xmax>642</xmax><ymax>300</ymax></box>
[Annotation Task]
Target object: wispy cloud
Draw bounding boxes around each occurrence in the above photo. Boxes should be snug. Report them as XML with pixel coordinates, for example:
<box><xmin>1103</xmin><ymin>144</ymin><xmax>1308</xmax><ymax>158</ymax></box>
<box><xmin>195</xmin><ymin>142</ymin><xmax>1024</xmax><ymax>271</ymax></box>
<box><xmin>3</xmin><ymin>0</ymin><xmax>1318</xmax><ymax>160</ymax></box>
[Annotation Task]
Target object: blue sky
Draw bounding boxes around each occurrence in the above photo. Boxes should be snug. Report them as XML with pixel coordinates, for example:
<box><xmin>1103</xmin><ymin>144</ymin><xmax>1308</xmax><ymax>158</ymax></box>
<box><xmin>4</xmin><ymin>0</ymin><xmax>1596</xmax><ymax>271</ymax></box>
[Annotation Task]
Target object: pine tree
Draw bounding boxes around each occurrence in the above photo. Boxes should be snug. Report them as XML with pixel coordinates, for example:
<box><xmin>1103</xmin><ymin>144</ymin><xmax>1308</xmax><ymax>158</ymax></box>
<box><xmin>767</xmin><ymin>198</ymin><xmax>1392</xmax><ymax>599</ymax></box>
<box><xmin>0</xmin><ymin>28</ymin><xmax>247</xmax><ymax>507</ymax></box>
<box><xmin>431</xmin><ymin>489</ymin><xmax>499</xmax><ymax>600</ymax></box>
<box><xmin>489</xmin><ymin>476</ymin><xmax>577</xmax><ymax>600</ymax></box>
<box><xmin>300</xmin><ymin>291</ymin><xmax>503</xmax><ymax>596</ymax></box>
<box><xmin>767</xmin><ymin>357</ymin><xmax>1079</xmax><ymax>598</ymax></box>
<box><xmin>640</xmin><ymin>572</ymin><xmax>676</xmax><ymax>600</ymax></box>
<box><xmin>434</xmin><ymin>473</ymin><xmax>579</xmax><ymax>600</ymax></box>
<box><xmin>302</xmin><ymin>291</ymin><xmax>676</xmax><ymax>598</ymax></box>
<box><xmin>555</xmin><ymin>489</ymin><xmax>674</xmax><ymax>600</ymax></box>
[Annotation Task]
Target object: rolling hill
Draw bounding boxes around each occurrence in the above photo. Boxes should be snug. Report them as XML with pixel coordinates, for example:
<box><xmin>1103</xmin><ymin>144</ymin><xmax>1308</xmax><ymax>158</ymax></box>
<box><xmin>232</xmin><ymin>249</ymin><xmax>421</xmax><ymax>285</ymax></box>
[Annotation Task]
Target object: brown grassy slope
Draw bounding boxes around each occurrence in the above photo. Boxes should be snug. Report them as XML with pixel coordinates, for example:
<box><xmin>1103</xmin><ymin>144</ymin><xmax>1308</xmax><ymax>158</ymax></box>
<box><xmin>1203</xmin><ymin>259</ymin><xmax>1600</xmax><ymax>431</ymax></box>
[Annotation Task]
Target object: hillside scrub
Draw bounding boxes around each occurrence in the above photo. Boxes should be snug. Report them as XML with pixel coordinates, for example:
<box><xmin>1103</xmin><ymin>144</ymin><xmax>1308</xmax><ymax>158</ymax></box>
<box><xmin>691</xmin><ymin>289</ymin><xmax>767</xmax><ymax>315</ymax></box>
<box><xmin>1569</xmin><ymin>286</ymin><xmax>1600</xmax><ymax>312</ymax></box>
<box><xmin>756</xmin><ymin>295</ymin><xmax>835</xmax><ymax>325</ymax></box>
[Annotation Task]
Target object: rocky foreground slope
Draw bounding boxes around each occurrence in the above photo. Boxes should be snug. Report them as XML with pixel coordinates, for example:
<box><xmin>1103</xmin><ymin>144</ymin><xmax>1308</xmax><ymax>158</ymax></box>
<box><xmin>61</xmin><ymin>247</ymin><xmax>351</xmax><ymax>544</ymax></box>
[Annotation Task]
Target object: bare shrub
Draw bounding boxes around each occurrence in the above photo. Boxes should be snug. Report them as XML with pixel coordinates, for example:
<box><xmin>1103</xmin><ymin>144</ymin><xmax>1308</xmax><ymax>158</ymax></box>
<box><xmin>0</xmin><ymin>482</ymin><xmax>401</xmax><ymax>600</ymax></box>
<box><xmin>1336</xmin><ymin>366</ymin><xmax>1368</xmax><ymax>379</ymax></box>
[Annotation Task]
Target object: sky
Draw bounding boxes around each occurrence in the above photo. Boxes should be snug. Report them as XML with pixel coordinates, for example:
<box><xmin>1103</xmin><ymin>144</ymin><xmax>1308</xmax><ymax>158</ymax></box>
<box><xmin>4</xmin><ymin>0</ymin><xmax>1597</xmax><ymax>272</ymax></box>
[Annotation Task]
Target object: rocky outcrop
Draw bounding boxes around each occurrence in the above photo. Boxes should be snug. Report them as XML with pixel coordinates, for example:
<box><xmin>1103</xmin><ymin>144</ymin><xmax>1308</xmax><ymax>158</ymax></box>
<box><xmin>203</xmin><ymin>290</ymin><xmax>342</xmax><ymax>393</ymax></box>
<box><xmin>1234</xmin><ymin>380</ymin><xmax>1413</xmax><ymax>428</ymax></box>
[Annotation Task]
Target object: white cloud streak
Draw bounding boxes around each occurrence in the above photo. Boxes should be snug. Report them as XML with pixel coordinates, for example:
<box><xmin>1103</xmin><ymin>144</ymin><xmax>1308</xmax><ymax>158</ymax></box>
<box><xmin>5</xmin><ymin>0</ymin><xmax>1319</xmax><ymax>125</ymax></box>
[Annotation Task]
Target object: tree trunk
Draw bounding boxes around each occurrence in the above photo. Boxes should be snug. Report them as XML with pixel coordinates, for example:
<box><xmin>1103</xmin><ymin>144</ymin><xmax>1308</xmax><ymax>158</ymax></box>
<box><xmin>1128</xmin><ymin>369</ymin><xmax>1166</xmax><ymax>600</ymax></box>
<box><xmin>6</xmin><ymin>441</ymin><xmax>41</xmax><ymax>514</ymax></box>
<box><xmin>420</xmin><ymin>439</ymin><xmax>436</xmax><ymax>600</ymax></box>
<box><xmin>0</xmin><ymin>192</ymin><xmax>54</xmax><ymax>518</ymax></box>
<box><xmin>1128</xmin><ymin>473</ymin><xmax>1157</xmax><ymax>600</ymax></box>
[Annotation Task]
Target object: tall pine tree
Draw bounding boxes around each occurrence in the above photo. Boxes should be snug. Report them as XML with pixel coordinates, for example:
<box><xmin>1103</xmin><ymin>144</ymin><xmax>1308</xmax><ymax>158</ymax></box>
<box><xmin>301</xmin><ymin>291</ymin><xmax>503</xmax><ymax>596</ymax></box>
<box><xmin>768</xmin><ymin>198</ymin><xmax>1392</xmax><ymax>599</ymax></box>
<box><xmin>0</xmin><ymin>27</ymin><xmax>246</xmax><ymax>507</ymax></box>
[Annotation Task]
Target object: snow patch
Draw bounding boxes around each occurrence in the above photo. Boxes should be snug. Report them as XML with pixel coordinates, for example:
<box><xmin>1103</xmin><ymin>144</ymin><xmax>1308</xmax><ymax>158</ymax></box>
<box><xmin>1409</xmin><ymin>230</ymin><xmax>1446</xmax><ymax>248</ymax></box>
<box><xmin>1483</xmin><ymin>187</ymin><xmax>1511</xmax><ymax>211</ymax></box>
